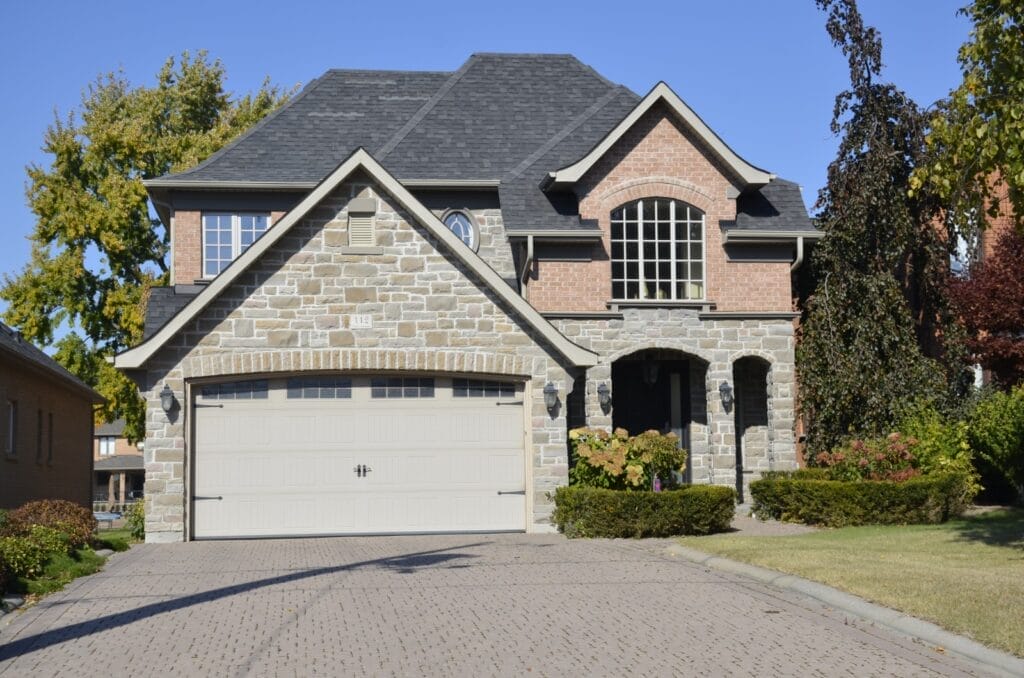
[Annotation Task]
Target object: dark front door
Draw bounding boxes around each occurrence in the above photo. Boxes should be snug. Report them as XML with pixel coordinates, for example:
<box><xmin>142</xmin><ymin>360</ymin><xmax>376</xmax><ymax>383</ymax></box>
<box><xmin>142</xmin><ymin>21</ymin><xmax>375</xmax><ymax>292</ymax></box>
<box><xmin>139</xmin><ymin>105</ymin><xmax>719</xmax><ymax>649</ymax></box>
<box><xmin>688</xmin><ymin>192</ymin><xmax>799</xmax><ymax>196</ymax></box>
<box><xmin>612</xmin><ymin>356</ymin><xmax>691</xmax><ymax>482</ymax></box>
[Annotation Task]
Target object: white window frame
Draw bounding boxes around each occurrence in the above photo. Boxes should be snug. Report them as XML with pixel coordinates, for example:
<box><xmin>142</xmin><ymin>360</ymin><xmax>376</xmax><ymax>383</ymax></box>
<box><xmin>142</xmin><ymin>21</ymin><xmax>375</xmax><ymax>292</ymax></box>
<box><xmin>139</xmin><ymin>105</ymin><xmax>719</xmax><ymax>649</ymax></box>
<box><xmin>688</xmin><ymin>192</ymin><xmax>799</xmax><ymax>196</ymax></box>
<box><xmin>98</xmin><ymin>436</ymin><xmax>116</xmax><ymax>457</ymax></box>
<box><xmin>610</xmin><ymin>198</ymin><xmax>705</xmax><ymax>301</ymax></box>
<box><xmin>201</xmin><ymin>212</ymin><xmax>270</xmax><ymax>279</ymax></box>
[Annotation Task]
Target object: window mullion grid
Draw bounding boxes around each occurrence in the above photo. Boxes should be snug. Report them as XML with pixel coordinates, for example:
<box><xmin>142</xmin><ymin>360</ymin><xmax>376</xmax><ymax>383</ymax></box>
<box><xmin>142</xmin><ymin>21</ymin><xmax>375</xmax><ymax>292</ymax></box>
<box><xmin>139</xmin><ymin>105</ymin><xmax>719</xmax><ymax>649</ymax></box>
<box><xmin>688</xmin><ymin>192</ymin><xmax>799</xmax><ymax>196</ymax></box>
<box><xmin>637</xmin><ymin>200</ymin><xmax>645</xmax><ymax>300</ymax></box>
<box><xmin>669</xmin><ymin>200</ymin><xmax>677</xmax><ymax>300</ymax></box>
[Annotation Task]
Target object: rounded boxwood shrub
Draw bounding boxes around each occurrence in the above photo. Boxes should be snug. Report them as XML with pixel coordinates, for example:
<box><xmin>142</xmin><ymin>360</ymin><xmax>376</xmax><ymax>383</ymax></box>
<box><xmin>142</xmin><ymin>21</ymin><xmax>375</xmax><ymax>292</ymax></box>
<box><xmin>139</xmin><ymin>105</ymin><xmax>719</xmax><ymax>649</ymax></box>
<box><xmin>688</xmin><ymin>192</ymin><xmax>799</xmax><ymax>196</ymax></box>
<box><xmin>750</xmin><ymin>472</ymin><xmax>973</xmax><ymax>527</ymax></box>
<box><xmin>551</xmin><ymin>485</ymin><xmax>735</xmax><ymax>538</ymax></box>
<box><xmin>3</xmin><ymin>500</ymin><xmax>97</xmax><ymax>548</ymax></box>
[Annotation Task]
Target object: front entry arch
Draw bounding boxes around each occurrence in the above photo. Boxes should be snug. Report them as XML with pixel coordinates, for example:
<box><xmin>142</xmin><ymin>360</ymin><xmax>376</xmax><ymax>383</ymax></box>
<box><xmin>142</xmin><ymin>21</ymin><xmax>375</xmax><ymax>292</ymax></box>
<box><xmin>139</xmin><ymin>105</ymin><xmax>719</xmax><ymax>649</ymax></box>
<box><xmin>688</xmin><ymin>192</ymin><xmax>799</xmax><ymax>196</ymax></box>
<box><xmin>610</xmin><ymin>349</ymin><xmax>708</xmax><ymax>483</ymax></box>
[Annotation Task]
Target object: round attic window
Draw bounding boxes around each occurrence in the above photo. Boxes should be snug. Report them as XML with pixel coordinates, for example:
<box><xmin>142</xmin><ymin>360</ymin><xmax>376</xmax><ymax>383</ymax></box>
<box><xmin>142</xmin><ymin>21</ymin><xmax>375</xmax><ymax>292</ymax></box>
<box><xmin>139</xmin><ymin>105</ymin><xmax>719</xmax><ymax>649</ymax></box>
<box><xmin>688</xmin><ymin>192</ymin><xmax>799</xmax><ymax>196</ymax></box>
<box><xmin>442</xmin><ymin>210</ymin><xmax>479</xmax><ymax>251</ymax></box>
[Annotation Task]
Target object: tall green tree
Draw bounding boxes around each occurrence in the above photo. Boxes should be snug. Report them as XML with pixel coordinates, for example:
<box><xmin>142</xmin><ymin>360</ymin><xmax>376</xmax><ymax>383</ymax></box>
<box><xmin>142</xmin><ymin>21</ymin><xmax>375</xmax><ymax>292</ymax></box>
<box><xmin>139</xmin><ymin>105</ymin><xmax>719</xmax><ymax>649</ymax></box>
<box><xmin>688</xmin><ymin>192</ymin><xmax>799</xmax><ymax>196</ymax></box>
<box><xmin>797</xmin><ymin>0</ymin><xmax>966</xmax><ymax>454</ymax></box>
<box><xmin>2</xmin><ymin>52</ymin><xmax>291</xmax><ymax>440</ymax></box>
<box><xmin>911</xmin><ymin>0</ymin><xmax>1024</xmax><ymax>238</ymax></box>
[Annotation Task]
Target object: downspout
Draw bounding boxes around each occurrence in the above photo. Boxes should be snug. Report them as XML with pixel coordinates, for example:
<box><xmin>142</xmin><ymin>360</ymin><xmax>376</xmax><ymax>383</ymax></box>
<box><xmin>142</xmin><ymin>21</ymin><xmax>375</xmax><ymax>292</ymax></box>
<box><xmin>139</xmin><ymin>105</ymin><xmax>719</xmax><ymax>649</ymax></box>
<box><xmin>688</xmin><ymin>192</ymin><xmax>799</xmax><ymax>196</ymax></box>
<box><xmin>518</xmin><ymin>234</ymin><xmax>534</xmax><ymax>298</ymax></box>
<box><xmin>151</xmin><ymin>196</ymin><xmax>175</xmax><ymax>285</ymax></box>
<box><xmin>790</xmin><ymin>236</ymin><xmax>805</xmax><ymax>272</ymax></box>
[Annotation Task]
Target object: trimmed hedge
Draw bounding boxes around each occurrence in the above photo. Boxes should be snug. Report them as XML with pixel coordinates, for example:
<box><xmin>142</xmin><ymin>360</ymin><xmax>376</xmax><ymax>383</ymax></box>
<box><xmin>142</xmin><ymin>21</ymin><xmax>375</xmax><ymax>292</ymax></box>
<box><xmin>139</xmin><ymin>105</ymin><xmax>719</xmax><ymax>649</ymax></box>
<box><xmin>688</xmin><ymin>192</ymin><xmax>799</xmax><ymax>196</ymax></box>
<box><xmin>750</xmin><ymin>472</ymin><xmax>973</xmax><ymax>527</ymax></box>
<box><xmin>551</xmin><ymin>485</ymin><xmax>736</xmax><ymax>538</ymax></box>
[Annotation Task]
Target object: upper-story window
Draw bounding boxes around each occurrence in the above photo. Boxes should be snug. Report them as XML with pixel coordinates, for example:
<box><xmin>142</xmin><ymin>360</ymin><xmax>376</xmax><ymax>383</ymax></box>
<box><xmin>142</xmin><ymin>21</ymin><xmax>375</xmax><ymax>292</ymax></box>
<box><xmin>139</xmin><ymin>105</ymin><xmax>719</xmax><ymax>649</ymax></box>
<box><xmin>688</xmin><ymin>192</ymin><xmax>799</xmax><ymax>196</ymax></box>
<box><xmin>98</xmin><ymin>436</ymin><xmax>116</xmax><ymax>456</ymax></box>
<box><xmin>610</xmin><ymin>198</ymin><xmax>704</xmax><ymax>301</ymax></box>
<box><xmin>202</xmin><ymin>213</ymin><xmax>270</xmax><ymax>278</ymax></box>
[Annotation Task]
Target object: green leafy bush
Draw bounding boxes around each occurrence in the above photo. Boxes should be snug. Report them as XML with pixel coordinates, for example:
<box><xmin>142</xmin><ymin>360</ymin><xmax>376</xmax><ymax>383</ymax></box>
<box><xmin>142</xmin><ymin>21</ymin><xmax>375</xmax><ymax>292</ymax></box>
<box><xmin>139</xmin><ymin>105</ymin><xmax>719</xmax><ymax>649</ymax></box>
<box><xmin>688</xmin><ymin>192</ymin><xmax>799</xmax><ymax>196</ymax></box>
<box><xmin>967</xmin><ymin>385</ymin><xmax>1024</xmax><ymax>503</ymax></box>
<box><xmin>900</xmin><ymin>405</ymin><xmax>981</xmax><ymax>497</ymax></box>
<box><xmin>569</xmin><ymin>428</ymin><xmax>687</xmax><ymax>490</ymax></box>
<box><xmin>551</xmin><ymin>485</ymin><xmax>735</xmax><ymax>538</ymax></box>
<box><xmin>750</xmin><ymin>472</ymin><xmax>974</xmax><ymax>527</ymax></box>
<box><xmin>26</xmin><ymin>525</ymin><xmax>73</xmax><ymax>556</ymax></box>
<box><xmin>124</xmin><ymin>502</ymin><xmax>145</xmax><ymax>541</ymax></box>
<box><xmin>3</xmin><ymin>500</ymin><xmax>97</xmax><ymax>548</ymax></box>
<box><xmin>0</xmin><ymin>535</ymin><xmax>47</xmax><ymax>580</ymax></box>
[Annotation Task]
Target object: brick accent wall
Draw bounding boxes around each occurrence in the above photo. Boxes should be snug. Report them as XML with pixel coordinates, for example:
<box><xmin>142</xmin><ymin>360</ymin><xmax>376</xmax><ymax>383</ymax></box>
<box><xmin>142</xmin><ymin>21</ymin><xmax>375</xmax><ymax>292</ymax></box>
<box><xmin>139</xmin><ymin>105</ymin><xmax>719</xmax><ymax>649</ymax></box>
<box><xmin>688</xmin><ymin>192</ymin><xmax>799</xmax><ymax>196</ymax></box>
<box><xmin>528</xmin><ymin>104</ymin><xmax>792</xmax><ymax>313</ymax></box>
<box><xmin>172</xmin><ymin>210</ymin><xmax>287</xmax><ymax>285</ymax></box>
<box><xmin>141</xmin><ymin>180</ymin><xmax>575</xmax><ymax>542</ymax></box>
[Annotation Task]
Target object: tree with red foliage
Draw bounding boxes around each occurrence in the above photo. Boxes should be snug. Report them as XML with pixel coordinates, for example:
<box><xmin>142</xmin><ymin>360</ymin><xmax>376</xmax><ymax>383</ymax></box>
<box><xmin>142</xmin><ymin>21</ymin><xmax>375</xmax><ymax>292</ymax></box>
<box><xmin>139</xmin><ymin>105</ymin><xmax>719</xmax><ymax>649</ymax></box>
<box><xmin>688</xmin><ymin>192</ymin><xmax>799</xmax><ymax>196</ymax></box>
<box><xmin>949</xmin><ymin>229</ymin><xmax>1024</xmax><ymax>387</ymax></box>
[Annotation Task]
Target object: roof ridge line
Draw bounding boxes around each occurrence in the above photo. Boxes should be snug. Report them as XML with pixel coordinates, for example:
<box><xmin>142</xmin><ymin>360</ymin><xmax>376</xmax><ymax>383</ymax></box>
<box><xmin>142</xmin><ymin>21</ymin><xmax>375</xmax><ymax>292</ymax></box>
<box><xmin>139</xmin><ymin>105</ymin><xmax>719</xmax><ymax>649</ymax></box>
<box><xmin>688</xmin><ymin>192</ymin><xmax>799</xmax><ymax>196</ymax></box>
<box><xmin>503</xmin><ymin>86</ymin><xmax>629</xmax><ymax>182</ymax></box>
<box><xmin>162</xmin><ymin>73</ymin><xmax>324</xmax><ymax>181</ymax></box>
<box><xmin>376</xmin><ymin>56</ymin><xmax>479</xmax><ymax>160</ymax></box>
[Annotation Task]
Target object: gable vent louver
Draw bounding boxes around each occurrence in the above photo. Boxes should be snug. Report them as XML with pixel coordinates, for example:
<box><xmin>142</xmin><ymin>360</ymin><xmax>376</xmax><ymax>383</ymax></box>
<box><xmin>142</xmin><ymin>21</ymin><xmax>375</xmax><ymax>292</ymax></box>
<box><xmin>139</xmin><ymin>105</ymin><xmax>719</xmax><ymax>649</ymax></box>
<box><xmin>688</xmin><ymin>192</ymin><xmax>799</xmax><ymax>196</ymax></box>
<box><xmin>348</xmin><ymin>215</ymin><xmax>375</xmax><ymax>247</ymax></box>
<box><xmin>346</xmin><ymin>197</ymin><xmax>378</xmax><ymax>248</ymax></box>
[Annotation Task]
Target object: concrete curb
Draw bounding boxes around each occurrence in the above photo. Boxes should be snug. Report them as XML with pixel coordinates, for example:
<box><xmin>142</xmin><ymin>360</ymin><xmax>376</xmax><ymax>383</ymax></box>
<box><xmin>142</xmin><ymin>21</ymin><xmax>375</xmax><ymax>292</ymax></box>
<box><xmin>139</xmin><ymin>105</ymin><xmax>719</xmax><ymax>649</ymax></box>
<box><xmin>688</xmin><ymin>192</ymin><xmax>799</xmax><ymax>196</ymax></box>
<box><xmin>666</xmin><ymin>544</ymin><xmax>1024</xmax><ymax>678</ymax></box>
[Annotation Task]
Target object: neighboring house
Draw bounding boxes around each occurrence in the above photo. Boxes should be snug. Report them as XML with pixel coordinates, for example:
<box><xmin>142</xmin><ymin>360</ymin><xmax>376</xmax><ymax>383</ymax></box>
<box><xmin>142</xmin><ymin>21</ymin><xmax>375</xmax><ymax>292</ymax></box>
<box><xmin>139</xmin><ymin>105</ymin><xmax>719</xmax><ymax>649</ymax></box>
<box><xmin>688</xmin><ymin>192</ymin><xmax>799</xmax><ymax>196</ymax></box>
<box><xmin>115</xmin><ymin>54</ymin><xmax>819</xmax><ymax>542</ymax></box>
<box><xmin>93</xmin><ymin>418</ymin><xmax>144</xmax><ymax>509</ymax></box>
<box><xmin>0</xmin><ymin>322</ymin><xmax>103</xmax><ymax>509</ymax></box>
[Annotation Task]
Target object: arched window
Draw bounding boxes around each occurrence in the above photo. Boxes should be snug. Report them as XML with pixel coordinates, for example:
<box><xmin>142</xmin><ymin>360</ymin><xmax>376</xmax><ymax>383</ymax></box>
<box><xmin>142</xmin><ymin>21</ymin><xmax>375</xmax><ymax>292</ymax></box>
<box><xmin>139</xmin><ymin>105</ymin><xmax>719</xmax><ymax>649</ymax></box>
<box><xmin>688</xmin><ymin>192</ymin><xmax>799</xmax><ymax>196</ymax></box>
<box><xmin>610</xmin><ymin>198</ymin><xmax>704</xmax><ymax>300</ymax></box>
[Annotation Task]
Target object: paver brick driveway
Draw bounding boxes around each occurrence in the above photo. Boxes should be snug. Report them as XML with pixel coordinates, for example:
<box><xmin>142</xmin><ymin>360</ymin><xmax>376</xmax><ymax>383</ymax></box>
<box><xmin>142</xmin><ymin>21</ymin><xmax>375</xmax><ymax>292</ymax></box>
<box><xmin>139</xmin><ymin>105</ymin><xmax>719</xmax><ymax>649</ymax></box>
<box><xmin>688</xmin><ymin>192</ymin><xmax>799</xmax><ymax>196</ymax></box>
<box><xmin>0</xmin><ymin>535</ymin><xmax>995</xmax><ymax>677</ymax></box>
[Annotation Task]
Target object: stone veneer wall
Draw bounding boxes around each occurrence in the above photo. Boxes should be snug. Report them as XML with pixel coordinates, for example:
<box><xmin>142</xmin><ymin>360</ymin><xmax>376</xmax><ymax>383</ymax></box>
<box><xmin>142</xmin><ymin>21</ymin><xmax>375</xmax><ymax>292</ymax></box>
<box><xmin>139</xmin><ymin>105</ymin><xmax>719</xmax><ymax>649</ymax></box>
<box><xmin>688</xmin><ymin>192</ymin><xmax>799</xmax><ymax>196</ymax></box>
<box><xmin>430</xmin><ymin>207</ymin><xmax>515</xmax><ymax>284</ymax></box>
<box><xmin>139</xmin><ymin>175</ymin><xmax>575</xmax><ymax>542</ymax></box>
<box><xmin>550</xmin><ymin>308</ymin><xmax>798</xmax><ymax>496</ymax></box>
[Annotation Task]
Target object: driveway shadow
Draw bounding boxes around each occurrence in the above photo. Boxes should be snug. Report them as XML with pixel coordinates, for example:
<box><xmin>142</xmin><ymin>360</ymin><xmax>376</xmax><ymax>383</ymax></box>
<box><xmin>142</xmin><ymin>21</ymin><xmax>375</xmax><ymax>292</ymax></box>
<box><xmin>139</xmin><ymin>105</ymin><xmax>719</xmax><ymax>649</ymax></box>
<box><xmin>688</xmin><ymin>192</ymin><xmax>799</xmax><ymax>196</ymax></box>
<box><xmin>0</xmin><ymin>541</ymin><xmax>485</xmax><ymax>661</ymax></box>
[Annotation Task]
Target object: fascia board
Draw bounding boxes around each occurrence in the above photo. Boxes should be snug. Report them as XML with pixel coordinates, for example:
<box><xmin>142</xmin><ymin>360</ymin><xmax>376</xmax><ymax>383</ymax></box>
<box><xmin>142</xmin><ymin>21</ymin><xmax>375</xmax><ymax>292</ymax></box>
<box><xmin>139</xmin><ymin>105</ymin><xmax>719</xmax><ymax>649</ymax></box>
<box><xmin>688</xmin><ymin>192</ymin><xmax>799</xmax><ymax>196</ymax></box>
<box><xmin>547</xmin><ymin>82</ymin><xmax>773</xmax><ymax>188</ymax></box>
<box><xmin>117</xmin><ymin>148</ymin><xmax>598</xmax><ymax>369</ymax></box>
<box><xmin>723</xmin><ymin>230</ymin><xmax>824</xmax><ymax>244</ymax></box>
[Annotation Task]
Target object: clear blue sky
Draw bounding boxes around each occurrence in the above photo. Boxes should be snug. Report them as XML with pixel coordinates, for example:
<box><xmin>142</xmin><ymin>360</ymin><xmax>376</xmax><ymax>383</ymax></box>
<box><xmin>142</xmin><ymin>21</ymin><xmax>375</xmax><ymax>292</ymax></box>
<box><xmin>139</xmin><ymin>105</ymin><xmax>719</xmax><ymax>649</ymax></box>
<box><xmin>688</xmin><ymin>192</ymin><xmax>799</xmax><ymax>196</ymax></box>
<box><xmin>0</xmin><ymin>0</ymin><xmax>969</xmax><ymax>325</ymax></box>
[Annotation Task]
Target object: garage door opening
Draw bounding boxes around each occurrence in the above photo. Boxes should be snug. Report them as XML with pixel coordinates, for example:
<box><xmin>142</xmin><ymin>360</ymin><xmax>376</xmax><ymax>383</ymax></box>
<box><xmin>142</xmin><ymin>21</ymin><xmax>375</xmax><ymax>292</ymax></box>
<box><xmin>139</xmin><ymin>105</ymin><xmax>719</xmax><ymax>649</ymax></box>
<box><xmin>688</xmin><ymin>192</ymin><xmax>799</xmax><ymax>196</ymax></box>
<box><xmin>191</xmin><ymin>375</ymin><xmax>526</xmax><ymax>539</ymax></box>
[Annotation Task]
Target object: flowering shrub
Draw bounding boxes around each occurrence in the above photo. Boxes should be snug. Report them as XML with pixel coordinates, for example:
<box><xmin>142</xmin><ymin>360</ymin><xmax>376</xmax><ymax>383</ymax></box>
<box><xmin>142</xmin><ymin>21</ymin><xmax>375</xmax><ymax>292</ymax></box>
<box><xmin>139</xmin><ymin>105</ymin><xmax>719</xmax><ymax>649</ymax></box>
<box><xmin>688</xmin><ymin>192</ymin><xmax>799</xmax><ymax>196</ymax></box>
<box><xmin>813</xmin><ymin>433</ymin><xmax>920</xmax><ymax>482</ymax></box>
<box><xmin>569</xmin><ymin>428</ymin><xmax>687</xmax><ymax>491</ymax></box>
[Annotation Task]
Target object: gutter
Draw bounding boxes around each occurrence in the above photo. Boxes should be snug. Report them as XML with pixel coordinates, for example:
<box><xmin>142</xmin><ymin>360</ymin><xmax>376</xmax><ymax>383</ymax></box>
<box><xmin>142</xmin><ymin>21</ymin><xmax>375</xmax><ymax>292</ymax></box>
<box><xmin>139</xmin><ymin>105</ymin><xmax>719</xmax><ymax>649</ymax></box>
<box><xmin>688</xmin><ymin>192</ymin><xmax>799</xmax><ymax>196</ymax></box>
<box><xmin>791</xmin><ymin>236</ymin><xmax>805</xmax><ymax>272</ymax></box>
<box><xmin>518</xmin><ymin>235</ymin><xmax>534</xmax><ymax>298</ymax></box>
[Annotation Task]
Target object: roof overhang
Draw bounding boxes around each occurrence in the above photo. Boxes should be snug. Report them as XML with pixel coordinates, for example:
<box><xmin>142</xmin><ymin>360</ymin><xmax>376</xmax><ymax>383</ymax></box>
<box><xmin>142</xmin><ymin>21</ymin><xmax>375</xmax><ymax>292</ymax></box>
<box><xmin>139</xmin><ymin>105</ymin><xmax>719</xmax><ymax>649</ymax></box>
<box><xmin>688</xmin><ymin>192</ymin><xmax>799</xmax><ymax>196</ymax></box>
<box><xmin>543</xmin><ymin>82</ymin><xmax>774</xmax><ymax>191</ymax></box>
<box><xmin>507</xmin><ymin>230</ymin><xmax>604</xmax><ymax>242</ymax></box>
<box><xmin>722</xmin><ymin>230</ymin><xmax>824</xmax><ymax>245</ymax></box>
<box><xmin>118</xmin><ymin>148</ymin><xmax>599</xmax><ymax>370</ymax></box>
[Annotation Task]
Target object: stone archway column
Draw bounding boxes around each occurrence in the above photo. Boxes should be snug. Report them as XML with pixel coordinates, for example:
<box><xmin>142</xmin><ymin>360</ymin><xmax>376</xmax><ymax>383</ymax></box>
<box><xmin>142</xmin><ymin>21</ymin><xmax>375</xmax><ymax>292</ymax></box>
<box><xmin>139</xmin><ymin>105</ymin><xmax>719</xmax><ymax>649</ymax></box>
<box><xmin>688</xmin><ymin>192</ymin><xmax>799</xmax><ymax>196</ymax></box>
<box><xmin>584</xmin><ymin>363</ymin><xmax>612</xmax><ymax>430</ymax></box>
<box><xmin>706</xmin><ymin>358</ymin><xmax>736</xmax><ymax>488</ymax></box>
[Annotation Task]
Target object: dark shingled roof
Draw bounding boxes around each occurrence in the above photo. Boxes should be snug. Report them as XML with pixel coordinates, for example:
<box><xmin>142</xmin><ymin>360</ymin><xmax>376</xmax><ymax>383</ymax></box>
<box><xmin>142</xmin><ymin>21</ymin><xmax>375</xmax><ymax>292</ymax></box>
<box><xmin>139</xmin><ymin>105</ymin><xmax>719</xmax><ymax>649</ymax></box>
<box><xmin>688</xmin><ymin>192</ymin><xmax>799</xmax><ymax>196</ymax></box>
<box><xmin>94</xmin><ymin>455</ymin><xmax>144</xmax><ymax>471</ymax></box>
<box><xmin>95</xmin><ymin>418</ymin><xmax>126</xmax><ymax>437</ymax></box>
<box><xmin>153</xmin><ymin>53</ymin><xmax>812</xmax><ymax>234</ymax></box>
<box><xmin>0</xmin><ymin>322</ymin><xmax>103</xmax><ymax>401</ymax></box>
<box><xmin>144</xmin><ymin>287</ymin><xmax>199</xmax><ymax>340</ymax></box>
<box><xmin>732</xmin><ymin>179</ymin><xmax>817</xmax><ymax>232</ymax></box>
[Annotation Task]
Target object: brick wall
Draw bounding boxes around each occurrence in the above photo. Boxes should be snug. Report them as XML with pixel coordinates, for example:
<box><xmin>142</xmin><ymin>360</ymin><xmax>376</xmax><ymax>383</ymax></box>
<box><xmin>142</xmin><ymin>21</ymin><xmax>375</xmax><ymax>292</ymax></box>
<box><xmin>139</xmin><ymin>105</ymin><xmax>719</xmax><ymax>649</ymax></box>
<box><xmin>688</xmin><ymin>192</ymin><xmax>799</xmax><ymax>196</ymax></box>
<box><xmin>528</xmin><ymin>104</ymin><xmax>792</xmax><ymax>313</ymax></box>
<box><xmin>0</xmin><ymin>356</ymin><xmax>94</xmax><ymax>509</ymax></box>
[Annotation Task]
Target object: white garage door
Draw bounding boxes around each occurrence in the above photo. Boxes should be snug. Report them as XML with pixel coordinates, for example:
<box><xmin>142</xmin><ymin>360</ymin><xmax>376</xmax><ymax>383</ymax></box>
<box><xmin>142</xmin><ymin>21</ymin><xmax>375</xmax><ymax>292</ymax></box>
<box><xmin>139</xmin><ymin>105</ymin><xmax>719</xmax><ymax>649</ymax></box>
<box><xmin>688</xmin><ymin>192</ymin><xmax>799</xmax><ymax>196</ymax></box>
<box><xmin>192</xmin><ymin>375</ymin><xmax>526</xmax><ymax>538</ymax></box>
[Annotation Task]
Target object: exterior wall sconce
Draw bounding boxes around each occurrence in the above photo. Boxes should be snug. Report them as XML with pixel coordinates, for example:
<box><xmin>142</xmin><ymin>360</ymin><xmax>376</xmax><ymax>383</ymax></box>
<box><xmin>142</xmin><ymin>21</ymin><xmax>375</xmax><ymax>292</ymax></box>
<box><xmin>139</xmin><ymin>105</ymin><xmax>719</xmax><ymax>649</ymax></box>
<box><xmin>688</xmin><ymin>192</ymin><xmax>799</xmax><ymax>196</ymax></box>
<box><xmin>543</xmin><ymin>382</ymin><xmax>559</xmax><ymax>413</ymax></box>
<box><xmin>596</xmin><ymin>382</ymin><xmax>611</xmax><ymax>411</ymax></box>
<box><xmin>719</xmin><ymin>381</ymin><xmax>734</xmax><ymax>413</ymax></box>
<box><xmin>159</xmin><ymin>384</ymin><xmax>176</xmax><ymax>414</ymax></box>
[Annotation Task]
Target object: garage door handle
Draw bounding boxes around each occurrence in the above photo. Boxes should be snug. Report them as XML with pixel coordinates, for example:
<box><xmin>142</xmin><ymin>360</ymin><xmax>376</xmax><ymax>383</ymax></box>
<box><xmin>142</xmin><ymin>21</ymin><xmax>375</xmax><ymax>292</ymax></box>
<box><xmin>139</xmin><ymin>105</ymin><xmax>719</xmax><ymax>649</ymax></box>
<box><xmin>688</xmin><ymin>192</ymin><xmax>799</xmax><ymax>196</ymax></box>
<box><xmin>496</xmin><ymin>401</ymin><xmax>524</xmax><ymax>406</ymax></box>
<box><xmin>497</xmin><ymin>490</ymin><xmax>526</xmax><ymax>495</ymax></box>
<box><xmin>194</xmin><ymin>495</ymin><xmax>223</xmax><ymax>501</ymax></box>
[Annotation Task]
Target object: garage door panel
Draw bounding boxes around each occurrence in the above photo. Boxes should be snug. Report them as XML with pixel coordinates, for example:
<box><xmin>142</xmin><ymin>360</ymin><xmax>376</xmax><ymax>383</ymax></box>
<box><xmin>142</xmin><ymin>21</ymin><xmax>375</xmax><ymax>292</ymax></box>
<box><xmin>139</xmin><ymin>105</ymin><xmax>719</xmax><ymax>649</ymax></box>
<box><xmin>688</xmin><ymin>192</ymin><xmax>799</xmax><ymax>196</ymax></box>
<box><xmin>193</xmin><ymin>376</ymin><xmax>526</xmax><ymax>538</ymax></box>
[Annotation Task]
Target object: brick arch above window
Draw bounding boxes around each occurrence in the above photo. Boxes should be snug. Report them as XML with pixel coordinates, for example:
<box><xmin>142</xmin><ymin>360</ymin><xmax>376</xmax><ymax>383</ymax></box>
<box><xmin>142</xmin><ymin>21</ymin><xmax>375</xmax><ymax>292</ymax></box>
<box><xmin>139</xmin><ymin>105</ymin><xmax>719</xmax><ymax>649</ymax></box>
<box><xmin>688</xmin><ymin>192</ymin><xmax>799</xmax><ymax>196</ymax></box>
<box><xmin>594</xmin><ymin>177</ymin><xmax>717</xmax><ymax>216</ymax></box>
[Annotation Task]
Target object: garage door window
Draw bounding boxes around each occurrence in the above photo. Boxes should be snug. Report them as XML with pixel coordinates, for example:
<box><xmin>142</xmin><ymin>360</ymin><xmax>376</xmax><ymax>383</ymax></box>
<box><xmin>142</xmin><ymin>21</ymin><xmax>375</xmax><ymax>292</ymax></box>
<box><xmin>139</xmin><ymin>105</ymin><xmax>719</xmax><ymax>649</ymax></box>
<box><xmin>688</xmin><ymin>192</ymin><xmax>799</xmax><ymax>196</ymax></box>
<box><xmin>287</xmin><ymin>377</ymin><xmax>352</xmax><ymax>399</ymax></box>
<box><xmin>452</xmin><ymin>379</ymin><xmax>515</xmax><ymax>398</ymax></box>
<box><xmin>371</xmin><ymin>377</ymin><xmax>435</xmax><ymax>399</ymax></box>
<box><xmin>200</xmin><ymin>380</ymin><xmax>269</xmax><ymax>400</ymax></box>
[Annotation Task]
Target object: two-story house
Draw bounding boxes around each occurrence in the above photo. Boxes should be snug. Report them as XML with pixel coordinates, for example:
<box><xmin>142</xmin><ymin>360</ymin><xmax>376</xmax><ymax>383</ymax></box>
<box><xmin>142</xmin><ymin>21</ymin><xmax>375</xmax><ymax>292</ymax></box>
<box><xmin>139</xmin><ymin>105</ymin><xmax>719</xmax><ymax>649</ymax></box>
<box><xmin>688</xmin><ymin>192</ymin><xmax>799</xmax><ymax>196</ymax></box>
<box><xmin>115</xmin><ymin>54</ymin><xmax>819</xmax><ymax>542</ymax></box>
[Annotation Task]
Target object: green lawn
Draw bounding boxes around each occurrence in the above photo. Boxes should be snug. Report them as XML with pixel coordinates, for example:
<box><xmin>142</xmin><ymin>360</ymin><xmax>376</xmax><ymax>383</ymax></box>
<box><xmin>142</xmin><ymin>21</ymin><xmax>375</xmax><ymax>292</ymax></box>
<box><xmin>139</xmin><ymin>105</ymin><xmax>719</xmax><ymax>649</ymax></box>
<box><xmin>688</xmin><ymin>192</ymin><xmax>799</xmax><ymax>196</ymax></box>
<box><xmin>679</xmin><ymin>509</ymin><xmax>1024</xmax><ymax>657</ymax></box>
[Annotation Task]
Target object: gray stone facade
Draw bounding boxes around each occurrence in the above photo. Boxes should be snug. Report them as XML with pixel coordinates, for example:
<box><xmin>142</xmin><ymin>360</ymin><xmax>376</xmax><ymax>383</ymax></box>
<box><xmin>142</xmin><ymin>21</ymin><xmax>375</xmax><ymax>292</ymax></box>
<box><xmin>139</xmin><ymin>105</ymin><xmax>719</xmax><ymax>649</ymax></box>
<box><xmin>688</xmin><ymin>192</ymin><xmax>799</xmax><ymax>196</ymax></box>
<box><xmin>550</xmin><ymin>308</ymin><xmax>798</xmax><ymax>497</ymax></box>
<box><xmin>138</xmin><ymin>178</ymin><xmax>575</xmax><ymax>542</ymax></box>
